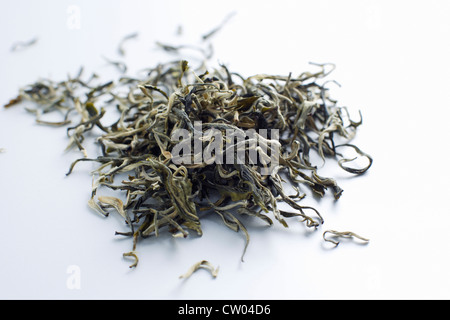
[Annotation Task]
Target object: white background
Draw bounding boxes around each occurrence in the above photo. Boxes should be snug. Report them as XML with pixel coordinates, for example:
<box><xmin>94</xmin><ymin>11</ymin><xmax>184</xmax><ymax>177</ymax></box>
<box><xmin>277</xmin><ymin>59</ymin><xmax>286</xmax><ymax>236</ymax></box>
<box><xmin>1</xmin><ymin>0</ymin><xmax>450</xmax><ymax>299</ymax></box>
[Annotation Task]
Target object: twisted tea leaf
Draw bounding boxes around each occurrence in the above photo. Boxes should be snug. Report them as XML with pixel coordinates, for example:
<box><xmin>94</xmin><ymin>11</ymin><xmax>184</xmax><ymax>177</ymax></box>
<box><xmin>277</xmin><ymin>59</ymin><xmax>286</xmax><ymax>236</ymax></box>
<box><xmin>179</xmin><ymin>260</ymin><xmax>219</xmax><ymax>279</ymax></box>
<box><xmin>323</xmin><ymin>230</ymin><xmax>370</xmax><ymax>246</ymax></box>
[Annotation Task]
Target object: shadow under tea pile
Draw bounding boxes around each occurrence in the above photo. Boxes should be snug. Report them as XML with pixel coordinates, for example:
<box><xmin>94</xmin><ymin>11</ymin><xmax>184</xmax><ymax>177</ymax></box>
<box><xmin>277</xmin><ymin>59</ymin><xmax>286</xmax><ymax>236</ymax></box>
<box><xmin>6</xmin><ymin>60</ymin><xmax>372</xmax><ymax>268</ymax></box>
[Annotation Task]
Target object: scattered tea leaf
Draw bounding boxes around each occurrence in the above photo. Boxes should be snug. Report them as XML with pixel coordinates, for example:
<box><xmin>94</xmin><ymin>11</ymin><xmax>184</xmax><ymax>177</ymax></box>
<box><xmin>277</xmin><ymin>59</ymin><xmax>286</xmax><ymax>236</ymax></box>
<box><xmin>11</xmin><ymin>37</ymin><xmax>38</xmax><ymax>52</ymax></box>
<box><xmin>323</xmin><ymin>230</ymin><xmax>370</xmax><ymax>246</ymax></box>
<box><xmin>179</xmin><ymin>260</ymin><xmax>219</xmax><ymax>279</ymax></box>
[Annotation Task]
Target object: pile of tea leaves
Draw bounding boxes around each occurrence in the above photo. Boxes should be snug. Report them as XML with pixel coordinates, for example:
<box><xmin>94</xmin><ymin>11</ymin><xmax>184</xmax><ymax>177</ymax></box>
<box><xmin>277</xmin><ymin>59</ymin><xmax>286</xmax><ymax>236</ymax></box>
<box><xmin>5</xmin><ymin>41</ymin><xmax>372</xmax><ymax>269</ymax></box>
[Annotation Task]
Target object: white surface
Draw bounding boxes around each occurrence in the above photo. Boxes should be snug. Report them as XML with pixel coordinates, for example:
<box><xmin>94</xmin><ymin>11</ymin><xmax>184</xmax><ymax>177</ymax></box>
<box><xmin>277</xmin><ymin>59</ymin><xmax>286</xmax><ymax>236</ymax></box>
<box><xmin>1</xmin><ymin>0</ymin><xmax>450</xmax><ymax>300</ymax></box>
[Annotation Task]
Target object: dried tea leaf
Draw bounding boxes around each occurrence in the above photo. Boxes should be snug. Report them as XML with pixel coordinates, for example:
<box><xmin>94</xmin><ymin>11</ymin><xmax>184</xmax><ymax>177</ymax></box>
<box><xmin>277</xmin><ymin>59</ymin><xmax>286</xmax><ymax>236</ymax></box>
<box><xmin>118</xmin><ymin>32</ymin><xmax>138</xmax><ymax>56</ymax></box>
<box><xmin>97</xmin><ymin>196</ymin><xmax>127</xmax><ymax>220</ymax></box>
<box><xmin>335</xmin><ymin>144</ymin><xmax>373</xmax><ymax>174</ymax></box>
<box><xmin>323</xmin><ymin>230</ymin><xmax>370</xmax><ymax>246</ymax></box>
<box><xmin>179</xmin><ymin>260</ymin><xmax>219</xmax><ymax>279</ymax></box>
<box><xmin>123</xmin><ymin>251</ymin><xmax>139</xmax><ymax>268</ymax></box>
<box><xmin>11</xmin><ymin>37</ymin><xmax>38</xmax><ymax>52</ymax></box>
<box><xmin>4</xmin><ymin>96</ymin><xmax>22</xmax><ymax>108</ymax></box>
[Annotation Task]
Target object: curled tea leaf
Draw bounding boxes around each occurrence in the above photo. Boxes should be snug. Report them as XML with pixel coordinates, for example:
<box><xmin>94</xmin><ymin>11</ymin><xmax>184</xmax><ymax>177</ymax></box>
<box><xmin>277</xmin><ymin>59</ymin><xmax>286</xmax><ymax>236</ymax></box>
<box><xmin>123</xmin><ymin>251</ymin><xmax>139</xmax><ymax>268</ymax></box>
<box><xmin>118</xmin><ymin>32</ymin><xmax>138</xmax><ymax>56</ymax></box>
<box><xmin>335</xmin><ymin>144</ymin><xmax>373</xmax><ymax>174</ymax></box>
<box><xmin>179</xmin><ymin>260</ymin><xmax>219</xmax><ymax>279</ymax></box>
<box><xmin>323</xmin><ymin>230</ymin><xmax>370</xmax><ymax>246</ymax></box>
<box><xmin>97</xmin><ymin>196</ymin><xmax>132</xmax><ymax>228</ymax></box>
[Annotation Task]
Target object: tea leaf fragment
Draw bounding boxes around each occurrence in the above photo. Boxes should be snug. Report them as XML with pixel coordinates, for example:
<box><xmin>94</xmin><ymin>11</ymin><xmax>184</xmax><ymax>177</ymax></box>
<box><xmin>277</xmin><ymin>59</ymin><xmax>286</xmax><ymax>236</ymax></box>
<box><xmin>179</xmin><ymin>260</ymin><xmax>219</xmax><ymax>279</ymax></box>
